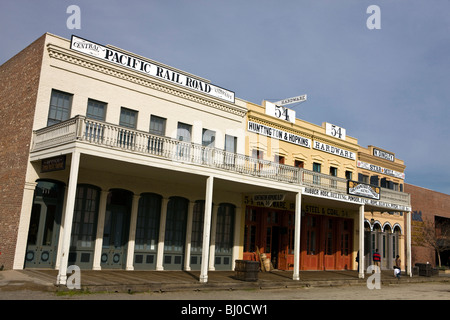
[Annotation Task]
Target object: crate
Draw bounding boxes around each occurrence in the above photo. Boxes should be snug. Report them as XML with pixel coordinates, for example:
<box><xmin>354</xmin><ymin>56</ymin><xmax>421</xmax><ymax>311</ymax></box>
<box><xmin>415</xmin><ymin>263</ymin><xmax>432</xmax><ymax>277</ymax></box>
<box><xmin>235</xmin><ymin>260</ymin><xmax>259</xmax><ymax>281</ymax></box>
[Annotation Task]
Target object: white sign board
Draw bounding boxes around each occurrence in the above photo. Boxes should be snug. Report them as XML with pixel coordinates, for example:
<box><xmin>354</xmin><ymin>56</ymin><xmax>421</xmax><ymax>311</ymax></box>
<box><xmin>70</xmin><ymin>36</ymin><xmax>235</xmax><ymax>103</ymax></box>
<box><xmin>265</xmin><ymin>101</ymin><xmax>296</xmax><ymax>123</ymax></box>
<box><xmin>248</xmin><ymin>121</ymin><xmax>311</xmax><ymax>148</ymax></box>
<box><xmin>325</xmin><ymin>123</ymin><xmax>346</xmax><ymax>140</ymax></box>
<box><xmin>274</xmin><ymin>94</ymin><xmax>307</xmax><ymax>106</ymax></box>
<box><xmin>313</xmin><ymin>141</ymin><xmax>356</xmax><ymax>160</ymax></box>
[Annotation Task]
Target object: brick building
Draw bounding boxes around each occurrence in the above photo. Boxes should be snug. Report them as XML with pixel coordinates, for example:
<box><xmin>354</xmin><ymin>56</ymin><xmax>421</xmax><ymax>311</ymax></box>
<box><xmin>405</xmin><ymin>183</ymin><xmax>450</xmax><ymax>268</ymax></box>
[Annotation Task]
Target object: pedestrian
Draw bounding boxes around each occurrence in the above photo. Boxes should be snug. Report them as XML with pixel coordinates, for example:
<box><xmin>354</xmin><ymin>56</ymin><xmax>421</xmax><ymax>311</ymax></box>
<box><xmin>394</xmin><ymin>255</ymin><xmax>401</xmax><ymax>279</ymax></box>
<box><xmin>356</xmin><ymin>251</ymin><xmax>359</xmax><ymax>272</ymax></box>
<box><xmin>373</xmin><ymin>249</ymin><xmax>381</xmax><ymax>272</ymax></box>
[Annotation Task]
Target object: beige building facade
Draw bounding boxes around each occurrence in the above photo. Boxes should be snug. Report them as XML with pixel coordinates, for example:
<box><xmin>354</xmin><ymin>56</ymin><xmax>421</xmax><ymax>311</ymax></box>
<box><xmin>0</xmin><ymin>33</ymin><xmax>412</xmax><ymax>285</ymax></box>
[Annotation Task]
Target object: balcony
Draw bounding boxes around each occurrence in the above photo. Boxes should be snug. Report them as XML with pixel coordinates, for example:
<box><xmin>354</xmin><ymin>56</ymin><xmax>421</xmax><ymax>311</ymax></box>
<box><xmin>31</xmin><ymin>116</ymin><xmax>410</xmax><ymax>210</ymax></box>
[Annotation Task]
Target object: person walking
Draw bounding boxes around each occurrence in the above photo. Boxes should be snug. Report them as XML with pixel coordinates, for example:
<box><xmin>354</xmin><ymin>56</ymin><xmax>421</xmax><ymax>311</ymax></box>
<box><xmin>394</xmin><ymin>255</ymin><xmax>401</xmax><ymax>279</ymax></box>
<box><xmin>373</xmin><ymin>249</ymin><xmax>381</xmax><ymax>272</ymax></box>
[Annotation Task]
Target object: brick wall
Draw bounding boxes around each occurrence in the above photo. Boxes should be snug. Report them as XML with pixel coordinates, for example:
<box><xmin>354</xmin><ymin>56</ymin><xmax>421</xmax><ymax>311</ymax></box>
<box><xmin>0</xmin><ymin>34</ymin><xmax>45</xmax><ymax>269</ymax></box>
<box><xmin>405</xmin><ymin>183</ymin><xmax>450</xmax><ymax>267</ymax></box>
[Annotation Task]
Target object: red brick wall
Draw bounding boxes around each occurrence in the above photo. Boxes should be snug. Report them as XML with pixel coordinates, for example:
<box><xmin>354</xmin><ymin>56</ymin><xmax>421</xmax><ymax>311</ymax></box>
<box><xmin>0</xmin><ymin>34</ymin><xmax>45</xmax><ymax>269</ymax></box>
<box><xmin>405</xmin><ymin>183</ymin><xmax>450</xmax><ymax>267</ymax></box>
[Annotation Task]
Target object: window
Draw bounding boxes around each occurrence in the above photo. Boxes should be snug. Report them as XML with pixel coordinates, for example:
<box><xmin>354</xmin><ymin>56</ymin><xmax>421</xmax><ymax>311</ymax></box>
<box><xmin>47</xmin><ymin>89</ymin><xmax>72</xmax><ymax>126</ymax></box>
<box><xmin>148</xmin><ymin>115</ymin><xmax>166</xmax><ymax>154</ymax></box>
<box><xmin>119</xmin><ymin>107</ymin><xmax>137</xmax><ymax>129</ymax></box>
<box><xmin>215</xmin><ymin>204</ymin><xmax>235</xmax><ymax>255</ymax></box>
<box><xmin>86</xmin><ymin>99</ymin><xmax>106</xmax><ymax>121</ymax></box>
<box><xmin>345</xmin><ymin>170</ymin><xmax>353</xmax><ymax>180</ymax></box>
<box><xmin>202</xmin><ymin>129</ymin><xmax>216</xmax><ymax>148</ymax></box>
<box><xmin>275</xmin><ymin>155</ymin><xmax>285</xmax><ymax>164</ymax></box>
<box><xmin>330</xmin><ymin>166</ymin><xmax>337</xmax><ymax>188</ymax></box>
<box><xmin>118</xmin><ymin>108</ymin><xmax>138</xmax><ymax>147</ymax></box>
<box><xmin>359</xmin><ymin>173</ymin><xmax>369</xmax><ymax>184</ymax></box>
<box><xmin>224</xmin><ymin>135</ymin><xmax>237</xmax><ymax>153</ymax></box>
<box><xmin>85</xmin><ymin>99</ymin><xmax>106</xmax><ymax>141</ymax></box>
<box><xmin>135</xmin><ymin>193</ymin><xmax>161</xmax><ymax>251</ymax></box>
<box><xmin>313</xmin><ymin>163</ymin><xmax>321</xmax><ymax>173</ymax></box>
<box><xmin>176</xmin><ymin>122</ymin><xmax>192</xmax><ymax>159</ymax></box>
<box><xmin>149</xmin><ymin>115</ymin><xmax>166</xmax><ymax>136</ymax></box>
<box><xmin>224</xmin><ymin>135</ymin><xmax>237</xmax><ymax>166</ymax></box>
<box><xmin>191</xmin><ymin>201</ymin><xmax>205</xmax><ymax>254</ymax></box>
<box><xmin>370</xmin><ymin>175</ymin><xmax>379</xmax><ymax>186</ymax></box>
<box><xmin>313</xmin><ymin>162</ymin><xmax>321</xmax><ymax>185</ymax></box>
<box><xmin>294</xmin><ymin>160</ymin><xmax>304</xmax><ymax>168</ymax></box>
<box><xmin>177</xmin><ymin>122</ymin><xmax>192</xmax><ymax>142</ymax></box>
<box><xmin>71</xmin><ymin>185</ymin><xmax>100</xmax><ymax>249</ymax></box>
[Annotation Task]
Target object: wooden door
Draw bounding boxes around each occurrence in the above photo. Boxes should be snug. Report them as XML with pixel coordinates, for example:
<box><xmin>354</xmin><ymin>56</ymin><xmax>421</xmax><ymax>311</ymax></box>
<box><xmin>301</xmin><ymin>215</ymin><xmax>320</xmax><ymax>270</ymax></box>
<box><xmin>323</xmin><ymin>217</ymin><xmax>335</xmax><ymax>270</ymax></box>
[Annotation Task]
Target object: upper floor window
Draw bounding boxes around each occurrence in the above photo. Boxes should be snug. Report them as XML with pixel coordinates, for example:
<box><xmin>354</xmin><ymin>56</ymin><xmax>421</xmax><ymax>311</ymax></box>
<box><xmin>149</xmin><ymin>115</ymin><xmax>166</xmax><ymax>136</ymax></box>
<box><xmin>313</xmin><ymin>162</ymin><xmax>321</xmax><ymax>173</ymax></box>
<box><xmin>120</xmin><ymin>107</ymin><xmax>138</xmax><ymax>129</ymax></box>
<box><xmin>224</xmin><ymin>135</ymin><xmax>237</xmax><ymax>153</ymax></box>
<box><xmin>202</xmin><ymin>129</ymin><xmax>216</xmax><ymax>148</ymax></box>
<box><xmin>86</xmin><ymin>99</ymin><xmax>106</xmax><ymax>121</ymax></box>
<box><xmin>177</xmin><ymin>122</ymin><xmax>192</xmax><ymax>142</ymax></box>
<box><xmin>294</xmin><ymin>160</ymin><xmax>304</xmax><ymax>168</ymax></box>
<box><xmin>47</xmin><ymin>89</ymin><xmax>72</xmax><ymax>126</ymax></box>
<box><xmin>329</xmin><ymin>166</ymin><xmax>337</xmax><ymax>177</ymax></box>
<box><xmin>345</xmin><ymin>170</ymin><xmax>353</xmax><ymax>180</ymax></box>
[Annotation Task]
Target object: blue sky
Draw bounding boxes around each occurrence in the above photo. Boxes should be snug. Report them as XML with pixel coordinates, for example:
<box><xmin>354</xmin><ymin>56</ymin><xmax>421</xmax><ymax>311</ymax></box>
<box><xmin>1</xmin><ymin>0</ymin><xmax>449</xmax><ymax>194</ymax></box>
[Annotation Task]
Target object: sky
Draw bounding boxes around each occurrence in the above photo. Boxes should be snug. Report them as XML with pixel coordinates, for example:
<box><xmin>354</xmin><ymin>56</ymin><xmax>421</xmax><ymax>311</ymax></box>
<box><xmin>1</xmin><ymin>0</ymin><xmax>449</xmax><ymax>195</ymax></box>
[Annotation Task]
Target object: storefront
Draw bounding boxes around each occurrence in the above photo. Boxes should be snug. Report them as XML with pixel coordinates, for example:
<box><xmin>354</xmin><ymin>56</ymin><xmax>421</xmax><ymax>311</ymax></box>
<box><xmin>242</xmin><ymin>195</ymin><xmax>357</xmax><ymax>271</ymax></box>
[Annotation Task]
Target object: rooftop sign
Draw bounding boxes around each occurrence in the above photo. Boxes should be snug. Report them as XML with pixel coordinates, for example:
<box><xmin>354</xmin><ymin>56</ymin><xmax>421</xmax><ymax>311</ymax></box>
<box><xmin>274</xmin><ymin>94</ymin><xmax>307</xmax><ymax>106</ymax></box>
<box><xmin>70</xmin><ymin>36</ymin><xmax>235</xmax><ymax>103</ymax></box>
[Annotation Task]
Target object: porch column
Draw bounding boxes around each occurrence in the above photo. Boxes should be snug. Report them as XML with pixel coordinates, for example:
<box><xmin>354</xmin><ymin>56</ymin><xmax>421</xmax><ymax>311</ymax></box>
<box><xmin>156</xmin><ymin>198</ymin><xmax>169</xmax><ymax>270</ymax></box>
<box><xmin>200</xmin><ymin>176</ymin><xmax>214</xmax><ymax>283</ymax></box>
<box><xmin>184</xmin><ymin>201</ymin><xmax>196</xmax><ymax>271</ymax></box>
<box><xmin>359</xmin><ymin>204</ymin><xmax>365</xmax><ymax>279</ymax></box>
<box><xmin>231</xmin><ymin>206</ymin><xmax>242</xmax><ymax>271</ymax></box>
<box><xmin>92</xmin><ymin>190</ymin><xmax>108</xmax><ymax>270</ymax></box>
<box><xmin>126</xmin><ymin>194</ymin><xmax>140</xmax><ymax>270</ymax></box>
<box><xmin>293</xmin><ymin>190</ymin><xmax>302</xmax><ymax>281</ymax></box>
<box><xmin>56</xmin><ymin>151</ymin><xmax>80</xmax><ymax>286</ymax></box>
<box><xmin>13</xmin><ymin>181</ymin><xmax>37</xmax><ymax>269</ymax></box>
<box><xmin>406</xmin><ymin>210</ymin><xmax>412</xmax><ymax>277</ymax></box>
<box><xmin>208</xmin><ymin>204</ymin><xmax>219</xmax><ymax>271</ymax></box>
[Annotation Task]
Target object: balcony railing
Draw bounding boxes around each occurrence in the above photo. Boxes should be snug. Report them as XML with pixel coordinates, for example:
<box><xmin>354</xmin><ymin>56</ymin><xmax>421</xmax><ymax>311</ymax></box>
<box><xmin>31</xmin><ymin>116</ymin><xmax>410</xmax><ymax>208</ymax></box>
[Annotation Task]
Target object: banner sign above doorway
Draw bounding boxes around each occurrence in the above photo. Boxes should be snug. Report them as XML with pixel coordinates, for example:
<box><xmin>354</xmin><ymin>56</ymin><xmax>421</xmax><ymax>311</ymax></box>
<box><xmin>347</xmin><ymin>181</ymin><xmax>380</xmax><ymax>200</ymax></box>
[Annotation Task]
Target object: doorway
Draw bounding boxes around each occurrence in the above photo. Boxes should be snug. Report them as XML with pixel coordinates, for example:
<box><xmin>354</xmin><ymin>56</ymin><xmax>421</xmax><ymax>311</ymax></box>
<box><xmin>101</xmin><ymin>189</ymin><xmax>132</xmax><ymax>269</ymax></box>
<box><xmin>25</xmin><ymin>180</ymin><xmax>64</xmax><ymax>268</ymax></box>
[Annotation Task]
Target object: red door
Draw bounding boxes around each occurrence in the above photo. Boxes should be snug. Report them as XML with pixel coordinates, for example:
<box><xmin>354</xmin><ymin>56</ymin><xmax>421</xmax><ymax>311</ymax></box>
<box><xmin>323</xmin><ymin>217</ymin><xmax>335</xmax><ymax>270</ymax></box>
<box><xmin>336</xmin><ymin>219</ymin><xmax>353</xmax><ymax>270</ymax></box>
<box><xmin>301</xmin><ymin>215</ymin><xmax>320</xmax><ymax>270</ymax></box>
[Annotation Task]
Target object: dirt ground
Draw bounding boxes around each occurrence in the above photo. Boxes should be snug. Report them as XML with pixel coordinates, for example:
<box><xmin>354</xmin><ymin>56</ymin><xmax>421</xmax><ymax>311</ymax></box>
<box><xmin>1</xmin><ymin>281</ymin><xmax>449</xmax><ymax>300</ymax></box>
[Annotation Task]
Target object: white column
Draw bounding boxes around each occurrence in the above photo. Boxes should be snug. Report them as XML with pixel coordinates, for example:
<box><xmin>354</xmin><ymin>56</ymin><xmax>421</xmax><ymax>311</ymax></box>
<box><xmin>208</xmin><ymin>204</ymin><xmax>219</xmax><ymax>271</ymax></box>
<box><xmin>184</xmin><ymin>201</ymin><xmax>196</xmax><ymax>271</ymax></box>
<box><xmin>200</xmin><ymin>176</ymin><xmax>214</xmax><ymax>283</ymax></box>
<box><xmin>126</xmin><ymin>194</ymin><xmax>140</xmax><ymax>270</ymax></box>
<box><xmin>13</xmin><ymin>182</ymin><xmax>37</xmax><ymax>270</ymax></box>
<box><xmin>156</xmin><ymin>198</ymin><xmax>169</xmax><ymax>271</ymax></box>
<box><xmin>56</xmin><ymin>151</ymin><xmax>80</xmax><ymax>285</ymax></box>
<box><xmin>231</xmin><ymin>206</ymin><xmax>242</xmax><ymax>271</ymax></box>
<box><xmin>92</xmin><ymin>190</ymin><xmax>108</xmax><ymax>270</ymax></box>
<box><xmin>359</xmin><ymin>204</ymin><xmax>365</xmax><ymax>279</ymax></box>
<box><xmin>293</xmin><ymin>191</ymin><xmax>302</xmax><ymax>281</ymax></box>
<box><xmin>406</xmin><ymin>210</ymin><xmax>412</xmax><ymax>277</ymax></box>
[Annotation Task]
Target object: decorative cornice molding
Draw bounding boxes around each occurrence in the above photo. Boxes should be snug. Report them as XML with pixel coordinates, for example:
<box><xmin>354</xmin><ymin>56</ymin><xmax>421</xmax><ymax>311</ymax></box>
<box><xmin>47</xmin><ymin>44</ymin><xmax>247</xmax><ymax>118</ymax></box>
